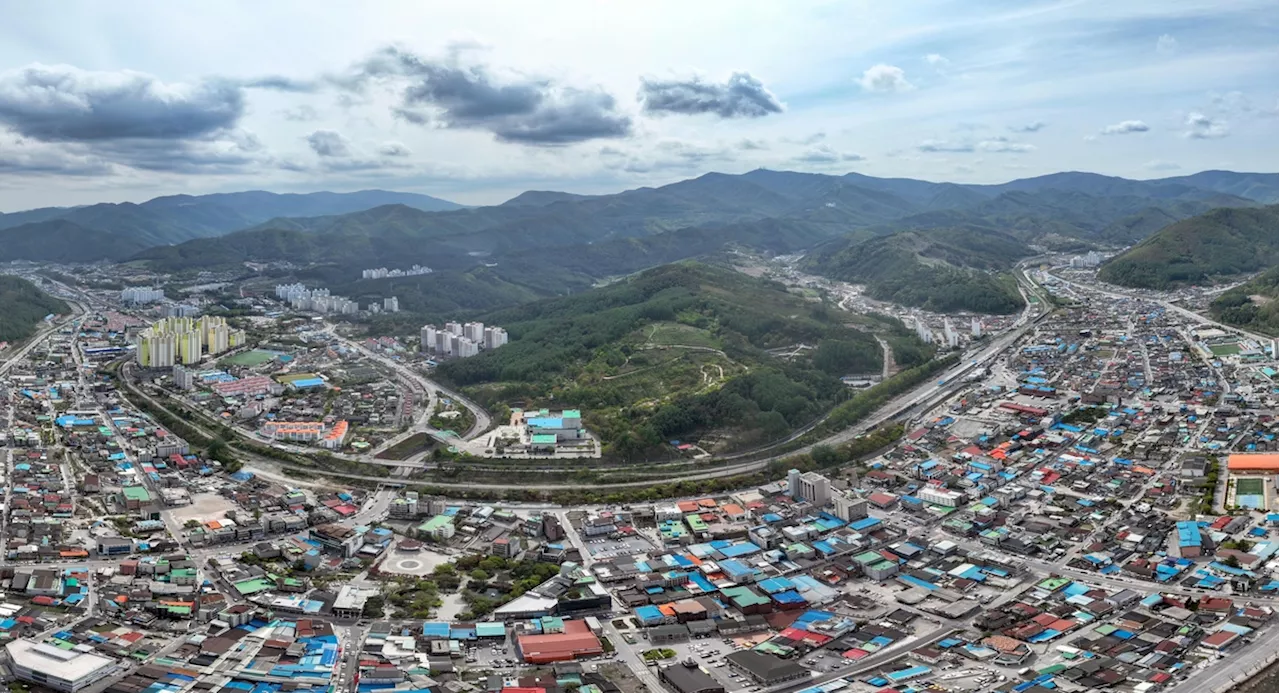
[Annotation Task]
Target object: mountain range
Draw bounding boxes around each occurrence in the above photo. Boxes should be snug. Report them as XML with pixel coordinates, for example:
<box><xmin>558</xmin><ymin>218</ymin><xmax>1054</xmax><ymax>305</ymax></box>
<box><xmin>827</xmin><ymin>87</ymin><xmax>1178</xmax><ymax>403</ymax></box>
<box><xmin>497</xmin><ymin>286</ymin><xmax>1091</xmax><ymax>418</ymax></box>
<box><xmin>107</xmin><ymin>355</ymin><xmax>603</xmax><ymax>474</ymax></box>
<box><xmin>2</xmin><ymin>168</ymin><xmax>1277</xmax><ymax>318</ymax></box>
<box><xmin>0</xmin><ymin>189</ymin><xmax>462</xmax><ymax>262</ymax></box>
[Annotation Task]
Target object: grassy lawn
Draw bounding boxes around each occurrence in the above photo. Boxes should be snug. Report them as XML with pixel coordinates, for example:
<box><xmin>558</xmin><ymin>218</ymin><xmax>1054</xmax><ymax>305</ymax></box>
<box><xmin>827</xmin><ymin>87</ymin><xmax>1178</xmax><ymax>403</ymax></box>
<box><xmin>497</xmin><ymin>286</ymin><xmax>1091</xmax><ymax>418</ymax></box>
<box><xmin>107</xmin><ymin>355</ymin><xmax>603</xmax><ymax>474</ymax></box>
<box><xmin>375</xmin><ymin>432</ymin><xmax>435</xmax><ymax>460</ymax></box>
<box><xmin>643</xmin><ymin>321</ymin><xmax>723</xmax><ymax>349</ymax></box>
<box><xmin>1208</xmin><ymin>343</ymin><xmax>1242</xmax><ymax>356</ymax></box>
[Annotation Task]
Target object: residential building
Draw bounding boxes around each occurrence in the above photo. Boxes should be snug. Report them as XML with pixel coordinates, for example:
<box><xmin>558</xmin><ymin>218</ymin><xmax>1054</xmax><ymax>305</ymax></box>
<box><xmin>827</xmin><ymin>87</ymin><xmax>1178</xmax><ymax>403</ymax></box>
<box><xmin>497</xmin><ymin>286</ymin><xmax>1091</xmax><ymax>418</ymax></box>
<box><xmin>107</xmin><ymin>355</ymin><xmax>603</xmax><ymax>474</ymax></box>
<box><xmin>918</xmin><ymin>486</ymin><xmax>965</xmax><ymax>507</ymax></box>
<box><xmin>120</xmin><ymin>287</ymin><xmax>164</xmax><ymax>304</ymax></box>
<box><xmin>383</xmin><ymin>297</ymin><xmax>399</xmax><ymax>313</ymax></box>
<box><xmin>789</xmin><ymin>470</ymin><xmax>831</xmax><ymax>506</ymax></box>
<box><xmin>172</xmin><ymin>365</ymin><xmax>194</xmax><ymax>391</ymax></box>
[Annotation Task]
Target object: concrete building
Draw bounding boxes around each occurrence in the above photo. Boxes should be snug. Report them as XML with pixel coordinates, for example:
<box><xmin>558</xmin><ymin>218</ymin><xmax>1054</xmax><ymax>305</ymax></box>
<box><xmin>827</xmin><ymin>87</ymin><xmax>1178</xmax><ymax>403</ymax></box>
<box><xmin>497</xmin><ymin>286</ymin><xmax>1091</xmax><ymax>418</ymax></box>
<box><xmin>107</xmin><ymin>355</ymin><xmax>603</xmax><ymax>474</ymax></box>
<box><xmin>833</xmin><ymin>493</ymin><xmax>868</xmax><ymax>522</ymax></box>
<box><xmin>383</xmin><ymin>297</ymin><xmax>399</xmax><ymax>313</ymax></box>
<box><xmin>420</xmin><ymin>325</ymin><xmax>437</xmax><ymax>353</ymax></box>
<box><xmin>6</xmin><ymin>639</ymin><xmax>116</xmax><ymax>692</ymax></box>
<box><xmin>971</xmin><ymin>318</ymin><xmax>982</xmax><ymax>338</ymax></box>
<box><xmin>464</xmin><ymin>321</ymin><xmax>485</xmax><ymax>342</ymax></box>
<box><xmin>788</xmin><ymin>470</ymin><xmax>831</xmax><ymax>507</ymax></box>
<box><xmin>172</xmin><ymin>365</ymin><xmax>194</xmax><ymax>391</ymax></box>
<box><xmin>918</xmin><ymin>486</ymin><xmax>965</xmax><ymax>507</ymax></box>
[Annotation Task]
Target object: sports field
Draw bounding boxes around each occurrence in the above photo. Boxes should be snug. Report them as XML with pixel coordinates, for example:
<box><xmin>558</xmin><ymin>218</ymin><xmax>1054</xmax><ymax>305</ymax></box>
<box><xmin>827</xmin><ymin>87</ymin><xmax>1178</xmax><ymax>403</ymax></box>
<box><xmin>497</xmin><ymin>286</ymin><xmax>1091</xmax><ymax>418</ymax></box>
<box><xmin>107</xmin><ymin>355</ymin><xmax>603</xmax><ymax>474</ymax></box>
<box><xmin>1209</xmin><ymin>343</ymin><xmax>1242</xmax><ymax>356</ymax></box>
<box><xmin>221</xmin><ymin>350</ymin><xmax>277</xmax><ymax>366</ymax></box>
<box><xmin>1237</xmin><ymin>478</ymin><xmax>1265</xmax><ymax>496</ymax></box>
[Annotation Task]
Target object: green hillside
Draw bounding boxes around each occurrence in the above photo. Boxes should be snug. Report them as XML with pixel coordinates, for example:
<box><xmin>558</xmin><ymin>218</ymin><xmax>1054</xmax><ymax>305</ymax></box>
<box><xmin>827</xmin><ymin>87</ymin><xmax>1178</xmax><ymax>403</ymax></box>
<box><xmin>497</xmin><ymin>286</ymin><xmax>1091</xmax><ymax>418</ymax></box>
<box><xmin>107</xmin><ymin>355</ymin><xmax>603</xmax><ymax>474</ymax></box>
<box><xmin>1210</xmin><ymin>266</ymin><xmax>1279</xmax><ymax>336</ymax></box>
<box><xmin>1098</xmin><ymin>206</ymin><xmax>1279</xmax><ymax>289</ymax></box>
<box><xmin>0</xmin><ymin>220</ymin><xmax>151</xmax><ymax>263</ymax></box>
<box><xmin>0</xmin><ymin>276</ymin><xmax>69</xmax><ymax>342</ymax></box>
<box><xmin>435</xmin><ymin>262</ymin><xmax>923</xmax><ymax>459</ymax></box>
<box><xmin>801</xmin><ymin>227</ymin><xmax>1030</xmax><ymax>314</ymax></box>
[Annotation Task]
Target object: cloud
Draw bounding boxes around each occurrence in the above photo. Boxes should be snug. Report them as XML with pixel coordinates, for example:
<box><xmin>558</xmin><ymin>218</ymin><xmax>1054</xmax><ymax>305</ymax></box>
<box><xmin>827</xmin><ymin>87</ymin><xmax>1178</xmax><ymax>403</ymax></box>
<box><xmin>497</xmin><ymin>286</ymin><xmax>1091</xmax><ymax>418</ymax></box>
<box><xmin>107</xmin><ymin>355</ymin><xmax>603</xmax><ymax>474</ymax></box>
<box><xmin>0</xmin><ymin>137</ymin><xmax>113</xmax><ymax>176</ymax></box>
<box><xmin>378</xmin><ymin>141</ymin><xmax>411</xmax><ymax>157</ymax></box>
<box><xmin>341</xmin><ymin>45</ymin><xmax>632</xmax><ymax>145</ymax></box>
<box><xmin>977</xmin><ymin>137</ymin><xmax>1035</xmax><ymax>153</ymax></box>
<box><xmin>857</xmin><ymin>64</ymin><xmax>913</xmax><ymax>93</ymax></box>
<box><xmin>1100</xmin><ymin>120</ymin><xmax>1149</xmax><ymax>135</ymax></box>
<box><xmin>638</xmin><ymin>71</ymin><xmax>783</xmax><ymax>119</ymax></box>
<box><xmin>1182</xmin><ymin>112</ymin><xmax>1228</xmax><ymax>139</ymax></box>
<box><xmin>924</xmin><ymin>54</ymin><xmax>950</xmax><ymax>75</ymax></box>
<box><xmin>240</xmin><ymin>75</ymin><xmax>318</xmax><ymax>93</ymax></box>
<box><xmin>736</xmin><ymin>138</ymin><xmax>769</xmax><ymax>151</ymax></box>
<box><xmin>1156</xmin><ymin>34</ymin><xmax>1178</xmax><ymax>55</ymax></box>
<box><xmin>281</xmin><ymin>105</ymin><xmax>320</xmax><ymax>122</ymax></box>
<box><xmin>918</xmin><ymin>136</ymin><xmax>1033</xmax><ymax>154</ymax></box>
<box><xmin>604</xmin><ymin>140</ymin><xmax>734</xmax><ymax>174</ymax></box>
<box><xmin>794</xmin><ymin>145</ymin><xmax>864</xmax><ymax>164</ymax></box>
<box><xmin>917</xmin><ymin>139</ymin><xmax>974</xmax><ymax>153</ymax></box>
<box><xmin>1143</xmin><ymin>160</ymin><xmax>1181</xmax><ymax>171</ymax></box>
<box><xmin>0</xmin><ymin>63</ymin><xmax>243</xmax><ymax>142</ymax></box>
<box><xmin>1009</xmin><ymin>121</ymin><xmax>1047</xmax><ymax>133</ymax></box>
<box><xmin>306</xmin><ymin>130</ymin><xmax>351</xmax><ymax>157</ymax></box>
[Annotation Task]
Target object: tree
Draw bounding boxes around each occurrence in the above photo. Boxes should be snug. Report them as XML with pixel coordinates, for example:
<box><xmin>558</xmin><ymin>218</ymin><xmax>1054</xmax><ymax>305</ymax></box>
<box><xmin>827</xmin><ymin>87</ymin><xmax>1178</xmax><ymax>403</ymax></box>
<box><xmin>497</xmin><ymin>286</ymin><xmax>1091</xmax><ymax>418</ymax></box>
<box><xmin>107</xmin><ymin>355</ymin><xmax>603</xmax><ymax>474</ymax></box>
<box><xmin>1223</xmin><ymin>554</ymin><xmax>1241</xmax><ymax>569</ymax></box>
<box><xmin>362</xmin><ymin>595</ymin><xmax>385</xmax><ymax>618</ymax></box>
<box><xmin>469</xmin><ymin>569</ymin><xmax>490</xmax><ymax>582</ymax></box>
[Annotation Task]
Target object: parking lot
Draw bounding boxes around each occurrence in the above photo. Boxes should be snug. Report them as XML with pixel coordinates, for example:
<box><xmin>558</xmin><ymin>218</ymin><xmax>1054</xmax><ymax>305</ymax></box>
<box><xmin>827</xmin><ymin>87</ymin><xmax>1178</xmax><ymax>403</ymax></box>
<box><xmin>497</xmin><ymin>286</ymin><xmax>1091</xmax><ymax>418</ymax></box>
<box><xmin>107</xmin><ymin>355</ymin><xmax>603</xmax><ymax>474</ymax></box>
<box><xmin>582</xmin><ymin>533</ymin><xmax>656</xmax><ymax>562</ymax></box>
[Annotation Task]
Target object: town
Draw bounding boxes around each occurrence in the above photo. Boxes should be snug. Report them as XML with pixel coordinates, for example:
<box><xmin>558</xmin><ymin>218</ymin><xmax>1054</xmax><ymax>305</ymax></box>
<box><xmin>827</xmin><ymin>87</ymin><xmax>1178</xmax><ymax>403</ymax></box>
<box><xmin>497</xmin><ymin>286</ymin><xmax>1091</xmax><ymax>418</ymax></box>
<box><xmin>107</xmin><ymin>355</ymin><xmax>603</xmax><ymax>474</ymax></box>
<box><xmin>0</xmin><ymin>249</ymin><xmax>1269</xmax><ymax>693</ymax></box>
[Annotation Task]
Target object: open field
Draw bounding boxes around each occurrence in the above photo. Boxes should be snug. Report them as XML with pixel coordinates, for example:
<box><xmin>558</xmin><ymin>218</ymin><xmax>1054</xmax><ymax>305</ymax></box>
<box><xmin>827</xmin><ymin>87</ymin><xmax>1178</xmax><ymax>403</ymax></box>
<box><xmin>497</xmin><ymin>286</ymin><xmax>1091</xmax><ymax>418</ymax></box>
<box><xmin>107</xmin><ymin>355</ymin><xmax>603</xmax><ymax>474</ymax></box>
<box><xmin>1209</xmin><ymin>343</ymin><xmax>1242</xmax><ymax>356</ymax></box>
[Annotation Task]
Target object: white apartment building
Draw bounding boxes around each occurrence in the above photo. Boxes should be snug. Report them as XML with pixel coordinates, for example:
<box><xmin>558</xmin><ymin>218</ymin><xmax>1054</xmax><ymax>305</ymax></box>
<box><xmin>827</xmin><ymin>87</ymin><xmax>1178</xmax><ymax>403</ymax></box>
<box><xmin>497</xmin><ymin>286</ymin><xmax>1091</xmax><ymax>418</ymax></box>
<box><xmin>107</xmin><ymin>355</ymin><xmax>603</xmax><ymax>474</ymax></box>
<box><xmin>464</xmin><ymin>321</ymin><xmax>485</xmax><ymax>342</ymax></box>
<box><xmin>384</xmin><ymin>297</ymin><xmax>399</xmax><ymax>313</ymax></box>
<box><xmin>483</xmin><ymin>326</ymin><xmax>509</xmax><ymax>350</ymax></box>
<box><xmin>120</xmin><ymin>287</ymin><xmax>164</xmax><ymax>304</ymax></box>
<box><xmin>918</xmin><ymin>486</ymin><xmax>965</xmax><ymax>507</ymax></box>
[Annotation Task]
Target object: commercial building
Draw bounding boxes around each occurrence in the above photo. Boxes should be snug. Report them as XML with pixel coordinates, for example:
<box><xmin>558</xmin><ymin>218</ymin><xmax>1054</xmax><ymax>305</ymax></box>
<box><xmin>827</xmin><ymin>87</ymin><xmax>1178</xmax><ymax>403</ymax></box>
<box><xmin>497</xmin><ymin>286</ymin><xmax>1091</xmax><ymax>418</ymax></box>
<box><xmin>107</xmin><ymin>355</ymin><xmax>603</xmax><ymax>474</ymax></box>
<box><xmin>833</xmin><ymin>493</ymin><xmax>868</xmax><ymax>522</ymax></box>
<box><xmin>418</xmin><ymin>515</ymin><xmax>456</xmax><ymax>540</ymax></box>
<box><xmin>515</xmin><ymin>620</ymin><xmax>603</xmax><ymax>664</ymax></box>
<box><xmin>724</xmin><ymin>650</ymin><xmax>809</xmax><ymax>685</ymax></box>
<box><xmin>918</xmin><ymin>486</ymin><xmax>966</xmax><ymax>507</ymax></box>
<box><xmin>660</xmin><ymin>662</ymin><xmax>726</xmax><ymax>693</ymax></box>
<box><xmin>6</xmin><ymin>639</ymin><xmax>117</xmax><ymax>692</ymax></box>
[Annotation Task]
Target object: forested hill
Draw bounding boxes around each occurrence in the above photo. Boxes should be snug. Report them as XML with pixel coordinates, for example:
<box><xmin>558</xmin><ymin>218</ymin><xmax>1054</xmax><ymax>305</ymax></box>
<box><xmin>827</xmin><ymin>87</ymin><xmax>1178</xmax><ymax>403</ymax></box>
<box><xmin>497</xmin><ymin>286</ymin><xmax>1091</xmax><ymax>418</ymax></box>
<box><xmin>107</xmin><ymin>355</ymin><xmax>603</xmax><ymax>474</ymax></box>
<box><xmin>1097</xmin><ymin>206</ymin><xmax>1279</xmax><ymax>289</ymax></box>
<box><xmin>1210</xmin><ymin>266</ymin><xmax>1279</xmax><ymax>336</ymax></box>
<box><xmin>0</xmin><ymin>276</ymin><xmax>69</xmax><ymax>342</ymax></box>
<box><xmin>434</xmin><ymin>262</ymin><xmax>932</xmax><ymax>459</ymax></box>
<box><xmin>800</xmin><ymin>227</ymin><xmax>1030</xmax><ymax>314</ymax></box>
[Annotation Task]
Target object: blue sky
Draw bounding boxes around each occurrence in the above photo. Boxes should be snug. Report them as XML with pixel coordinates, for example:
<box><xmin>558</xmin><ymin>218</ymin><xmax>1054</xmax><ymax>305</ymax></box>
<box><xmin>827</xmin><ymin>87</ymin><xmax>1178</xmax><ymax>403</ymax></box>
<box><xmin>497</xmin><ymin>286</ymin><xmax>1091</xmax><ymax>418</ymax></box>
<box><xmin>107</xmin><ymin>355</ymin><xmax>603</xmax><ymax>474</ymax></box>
<box><xmin>0</xmin><ymin>0</ymin><xmax>1274</xmax><ymax>209</ymax></box>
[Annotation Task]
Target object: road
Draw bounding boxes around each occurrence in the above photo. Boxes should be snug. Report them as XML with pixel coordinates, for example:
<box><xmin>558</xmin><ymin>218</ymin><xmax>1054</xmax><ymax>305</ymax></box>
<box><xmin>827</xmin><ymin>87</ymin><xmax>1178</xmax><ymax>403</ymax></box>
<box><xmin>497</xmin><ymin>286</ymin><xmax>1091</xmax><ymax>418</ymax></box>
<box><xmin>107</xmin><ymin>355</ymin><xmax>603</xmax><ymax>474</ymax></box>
<box><xmin>1166</xmin><ymin>626</ymin><xmax>1278</xmax><ymax>693</ymax></box>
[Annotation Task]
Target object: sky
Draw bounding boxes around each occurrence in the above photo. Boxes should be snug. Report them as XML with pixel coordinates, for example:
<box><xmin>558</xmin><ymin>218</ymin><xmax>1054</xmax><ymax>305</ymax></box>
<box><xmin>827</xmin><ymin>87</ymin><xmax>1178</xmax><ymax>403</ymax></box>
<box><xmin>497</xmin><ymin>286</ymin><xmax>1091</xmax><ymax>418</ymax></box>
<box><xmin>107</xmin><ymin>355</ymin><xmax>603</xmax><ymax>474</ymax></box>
<box><xmin>0</xmin><ymin>0</ymin><xmax>1276</xmax><ymax>210</ymax></box>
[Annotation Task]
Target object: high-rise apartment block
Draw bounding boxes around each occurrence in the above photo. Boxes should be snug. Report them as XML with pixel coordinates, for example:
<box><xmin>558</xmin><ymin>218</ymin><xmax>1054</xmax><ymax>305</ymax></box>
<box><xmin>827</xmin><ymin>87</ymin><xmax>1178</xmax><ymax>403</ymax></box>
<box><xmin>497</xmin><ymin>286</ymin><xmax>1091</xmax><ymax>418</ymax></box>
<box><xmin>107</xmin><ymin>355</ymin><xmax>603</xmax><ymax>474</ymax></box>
<box><xmin>136</xmin><ymin>316</ymin><xmax>245</xmax><ymax>368</ymax></box>
<box><xmin>421</xmin><ymin>321</ymin><xmax>507</xmax><ymax>359</ymax></box>
<box><xmin>383</xmin><ymin>297</ymin><xmax>399</xmax><ymax>313</ymax></box>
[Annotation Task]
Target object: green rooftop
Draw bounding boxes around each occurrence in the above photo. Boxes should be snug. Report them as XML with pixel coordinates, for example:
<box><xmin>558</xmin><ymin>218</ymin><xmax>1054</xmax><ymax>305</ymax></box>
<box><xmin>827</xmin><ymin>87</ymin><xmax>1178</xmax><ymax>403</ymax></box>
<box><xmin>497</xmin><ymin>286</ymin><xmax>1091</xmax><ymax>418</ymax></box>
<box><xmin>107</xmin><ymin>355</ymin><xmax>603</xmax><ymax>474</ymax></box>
<box><xmin>122</xmin><ymin>486</ymin><xmax>151</xmax><ymax>502</ymax></box>
<box><xmin>721</xmin><ymin>586</ymin><xmax>770</xmax><ymax>608</ymax></box>
<box><xmin>419</xmin><ymin>515</ymin><xmax>455</xmax><ymax>532</ymax></box>
<box><xmin>531</xmin><ymin>434</ymin><xmax>558</xmax><ymax>445</ymax></box>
